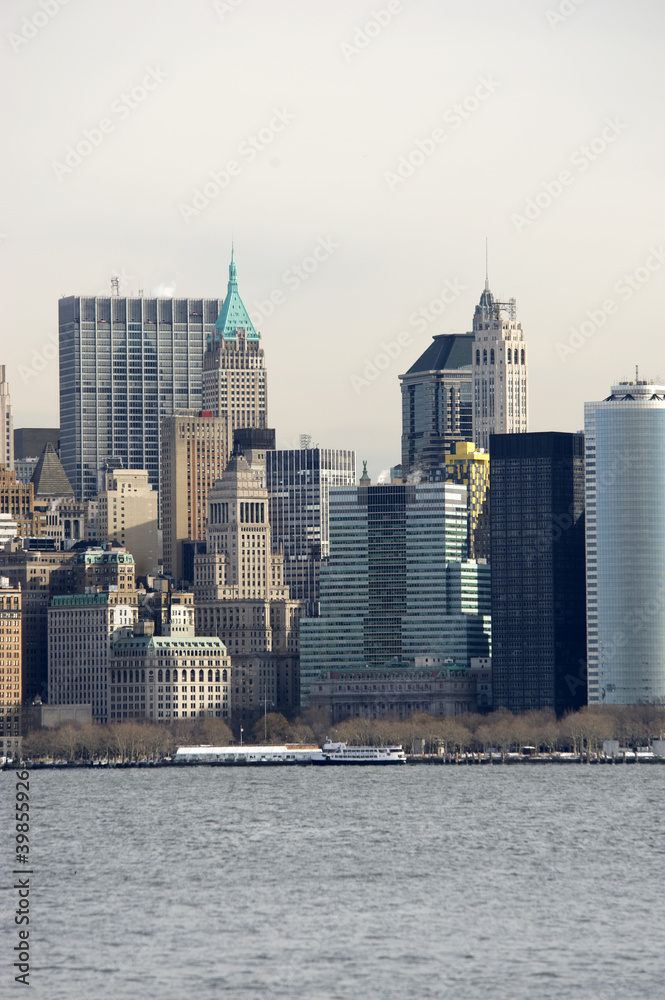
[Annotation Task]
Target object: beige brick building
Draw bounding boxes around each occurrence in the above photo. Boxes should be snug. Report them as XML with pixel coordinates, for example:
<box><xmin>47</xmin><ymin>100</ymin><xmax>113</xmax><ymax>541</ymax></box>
<box><xmin>0</xmin><ymin>578</ymin><xmax>21</xmax><ymax>757</ymax></box>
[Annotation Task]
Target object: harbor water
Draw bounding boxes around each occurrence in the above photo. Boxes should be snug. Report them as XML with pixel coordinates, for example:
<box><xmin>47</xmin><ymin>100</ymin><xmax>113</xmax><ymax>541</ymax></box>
<box><xmin>3</xmin><ymin>765</ymin><xmax>664</xmax><ymax>999</ymax></box>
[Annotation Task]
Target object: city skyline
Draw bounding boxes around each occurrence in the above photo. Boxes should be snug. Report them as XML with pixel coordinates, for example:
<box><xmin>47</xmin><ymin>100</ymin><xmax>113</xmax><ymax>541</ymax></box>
<box><xmin>3</xmin><ymin>0</ymin><xmax>664</xmax><ymax>479</ymax></box>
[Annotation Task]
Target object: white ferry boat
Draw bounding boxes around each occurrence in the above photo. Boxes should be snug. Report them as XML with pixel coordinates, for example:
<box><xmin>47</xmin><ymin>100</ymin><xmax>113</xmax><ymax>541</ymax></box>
<box><xmin>173</xmin><ymin>744</ymin><xmax>323</xmax><ymax>765</ymax></box>
<box><xmin>316</xmin><ymin>741</ymin><xmax>407</xmax><ymax>765</ymax></box>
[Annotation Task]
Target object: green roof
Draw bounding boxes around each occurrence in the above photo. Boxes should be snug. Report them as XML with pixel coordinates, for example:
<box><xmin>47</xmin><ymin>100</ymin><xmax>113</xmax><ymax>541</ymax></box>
<box><xmin>212</xmin><ymin>249</ymin><xmax>259</xmax><ymax>343</ymax></box>
<box><xmin>405</xmin><ymin>333</ymin><xmax>473</xmax><ymax>375</ymax></box>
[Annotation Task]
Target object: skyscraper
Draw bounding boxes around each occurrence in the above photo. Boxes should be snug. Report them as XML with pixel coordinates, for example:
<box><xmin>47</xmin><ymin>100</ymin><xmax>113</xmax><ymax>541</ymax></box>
<box><xmin>265</xmin><ymin>446</ymin><xmax>356</xmax><ymax>614</ymax></box>
<box><xmin>160</xmin><ymin>410</ymin><xmax>230</xmax><ymax>584</ymax></box>
<box><xmin>59</xmin><ymin>293</ymin><xmax>222</xmax><ymax>500</ymax></box>
<box><xmin>202</xmin><ymin>250</ymin><xmax>268</xmax><ymax>429</ymax></box>
<box><xmin>299</xmin><ymin>482</ymin><xmax>490</xmax><ymax>706</ymax></box>
<box><xmin>0</xmin><ymin>366</ymin><xmax>14</xmax><ymax>471</ymax></box>
<box><xmin>193</xmin><ymin>450</ymin><xmax>304</xmax><ymax>720</ymax></box>
<box><xmin>0</xmin><ymin>579</ymin><xmax>21</xmax><ymax>758</ymax></box>
<box><xmin>585</xmin><ymin>379</ymin><xmax>665</xmax><ymax>705</ymax></box>
<box><xmin>399</xmin><ymin>333</ymin><xmax>473</xmax><ymax>478</ymax></box>
<box><xmin>471</xmin><ymin>279</ymin><xmax>528</xmax><ymax>451</ymax></box>
<box><xmin>490</xmin><ymin>432</ymin><xmax>586</xmax><ymax>715</ymax></box>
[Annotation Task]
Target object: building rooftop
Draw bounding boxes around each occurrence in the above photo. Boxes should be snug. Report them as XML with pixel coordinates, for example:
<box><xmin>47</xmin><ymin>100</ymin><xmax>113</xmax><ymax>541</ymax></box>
<box><xmin>31</xmin><ymin>443</ymin><xmax>74</xmax><ymax>498</ymax></box>
<box><xmin>403</xmin><ymin>333</ymin><xmax>474</xmax><ymax>376</ymax></box>
<box><xmin>211</xmin><ymin>250</ymin><xmax>259</xmax><ymax>343</ymax></box>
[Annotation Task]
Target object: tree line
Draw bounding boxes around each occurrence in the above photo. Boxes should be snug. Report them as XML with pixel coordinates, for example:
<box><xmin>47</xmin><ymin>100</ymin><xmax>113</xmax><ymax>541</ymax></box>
<box><xmin>16</xmin><ymin>703</ymin><xmax>665</xmax><ymax>761</ymax></box>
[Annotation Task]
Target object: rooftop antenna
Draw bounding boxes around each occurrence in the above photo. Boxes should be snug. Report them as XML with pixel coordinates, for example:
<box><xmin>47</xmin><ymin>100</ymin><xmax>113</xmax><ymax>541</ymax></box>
<box><xmin>636</xmin><ymin>364</ymin><xmax>639</xmax><ymax>383</ymax></box>
<box><xmin>111</xmin><ymin>275</ymin><xmax>119</xmax><ymax>297</ymax></box>
<box><xmin>485</xmin><ymin>237</ymin><xmax>489</xmax><ymax>292</ymax></box>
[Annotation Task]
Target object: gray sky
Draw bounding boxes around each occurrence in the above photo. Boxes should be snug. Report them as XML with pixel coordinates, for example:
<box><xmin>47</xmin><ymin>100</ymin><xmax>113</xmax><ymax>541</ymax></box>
<box><xmin>3</xmin><ymin>0</ymin><xmax>663</xmax><ymax>478</ymax></box>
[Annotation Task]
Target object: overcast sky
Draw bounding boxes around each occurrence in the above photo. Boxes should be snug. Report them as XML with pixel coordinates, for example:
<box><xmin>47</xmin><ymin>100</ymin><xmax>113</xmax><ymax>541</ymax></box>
<box><xmin>3</xmin><ymin>0</ymin><xmax>663</xmax><ymax>478</ymax></box>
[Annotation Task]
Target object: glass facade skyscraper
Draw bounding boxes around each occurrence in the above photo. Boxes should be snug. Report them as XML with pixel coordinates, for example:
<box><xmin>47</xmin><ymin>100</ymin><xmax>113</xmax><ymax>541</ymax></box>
<box><xmin>585</xmin><ymin>381</ymin><xmax>665</xmax><ymax>705</ymax></box>
<box><xmin>299</xmin><ymin>482</ymin><xmax>490</xmax><ymax>706</ymax></box>
<box><xmin>59</xmin><ymin>295</ymin><xmax>222</xmax><ymax>500</ymax></box>
<box><xmin>266</xmin><ymin>447</ymin><xmax>356</xmax><ymax>616</ymax></box>
<box><xmin>490</xmin><ymin>432</ymin><xmax>586</xmax><ymax>715</ymax></box>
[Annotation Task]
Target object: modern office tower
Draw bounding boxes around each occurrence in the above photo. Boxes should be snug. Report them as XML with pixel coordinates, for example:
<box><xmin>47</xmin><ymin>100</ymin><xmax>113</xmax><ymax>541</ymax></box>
<box><xmin>471</xmin><ymin>279</ymin><xmax>528</xmax><ymax>451</ymax></box>
<box><xmin>439</xmin><ymin>441</ymin><xmax>490</xmax><ymax>560</ymax></box>
<box><xmin>585</xmin><ymin>379</ymin><xmax>665</xmax><ymax>704</ymax></box>
<box><xmin>202</xmin><ymin>251</ymin><xmax>268</xmax><ymax>430</ymax></box>
<box><xmin>59</xmin><ymin>293</ymin><xmax>223</xmax><ymax>501</ymax></box>
<box><xmin>0</xmin><ymin>579</ymin><xmax>22</xmax><ymax>758</ymax></box>
<box><xmin>0</xmin><ymin>544</ymin><xmax>76</xmax><ymax>701</ymax></box>
<box><xmin>14</xmin><ymin>428</ymin><xmax>59</xmax><ymax>463</ymax></box>
<box><xmin>399</xmin><ymin>333</ymin><xmax>473</xmax><ymax>478</ymax></box>
<box><xmin>233</xmin><ymin>428</ymin><xmax>276</xmax><ymax>485</ymax></box>
<box><xmin>265</xmin><ymin>447</ymin><xmax>357</xmax><ymax>614</ymax></box>
<box><xmin>193</xmin><ymin>449</ymin><xmax>304</xmax><ymax>721</ymax></box>
<box><xmin>490</xmin><ymin>432</ymin><xmax>586</xmax><ymax>715</ymax></box>
<box><xmin>109</xmin><ymin>627</ymin><xmax>230</xmax><ymax>722</ymax></box>
<box><xmin>94</xmin><ymin>468</ymin><xmax>159</xmax><ymax>577</ymax></box>
<box><xmin>160</xmin><ymin>410</ymin><xmax>230</xmax><ymax>584</ymax></box>
<box><xmin>299</xmin><ymin>482</ymin><xmax>492</xmax><ymax>707</ymax></box>
<box><xmin>48</xmin><ymin>593</ymin><xmax>137</xmax><ymax>722</ymax></box>
<box><xmin>0</xmin><ymin>367</ymin><xmax>14</xmax><ymax>470</ymax></box>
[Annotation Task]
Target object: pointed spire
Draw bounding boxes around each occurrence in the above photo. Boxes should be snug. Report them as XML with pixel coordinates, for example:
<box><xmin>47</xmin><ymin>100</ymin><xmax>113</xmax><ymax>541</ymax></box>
<box><xmin>228</xmin><ymin>244</ymin><xmax>238</xmax><ymax>292</ymax></box>
<box><xmin>485</xmin><ymin>237</ymin><xmax>489</xmax><ymax>292</ymax></box>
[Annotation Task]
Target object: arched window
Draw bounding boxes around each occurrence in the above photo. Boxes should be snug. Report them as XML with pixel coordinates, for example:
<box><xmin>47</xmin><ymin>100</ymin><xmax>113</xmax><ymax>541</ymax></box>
<box><xmin>165</xmin><ymin>669</ymin><xmax>170</xmax><ymax>682</ymax></box>
<box><xmin>111</xmin><ymin>670</ymin><xmax>115</xmax><ymax>684</ymax></box>
<box><xmin>158</xmin><ymin>669</ymin><xmax>163</xmax><ymax>682</ymax></box>
<box><xmin>215</xmin><ymin>670</ymin><xmax>220</xmax><ymax>682</ymax></box>
<box><xmin>476</xmin><ymin>349</ymin><xmax>480</xmax><ymax>365</ymax></box>
<box><xmin>507</xmin><ymin>347</ymin><xmax>512</xmax><ymax>363</ymax></box>
<box><xmin>222</xmin><ymin>669</ymin><xmax>228</xmax><ymax>682</ymax></box>
<box><xmin>141</xmin><ymin>670</ymin><xmax>145</xmax><ymax>683</ymax></box>
<box><xmin>173</xmin><ymin>669</ymin><xmax>178</xmax><ymax>682</ymax></box>
<box><xmin>199</xmin><ymin>669</ymin><xmax>204</xmax><ymax>682</ymax></box>
<box><xmin>482</xmin><ymin>349</ymin><xmax>487</xmax><ymax>365</ymax></box>
<box><xmin>129</xmin><ymin>669</ymin><xmax>133</xmax><ymax>683</ymax></box>
<box><xmin>190</xmin><ymin>669</ymin><xmax>196</xmax><ymax>681</ymax></box>
<box><xmin>490</xmin><ymin>348</ymin><xmax>495</xmax><ymax>364</ymax></box>
<box><xmin>521</xmin><ymin>349</ymin><xmax>525</xmax><ymax>365</ymax></box>
<box><xmin>123</xmin><ymin>670</ymin><xmax>127</xmax><ymax>684</ymax></box>
<box><xmin>208</xmin><ymin>669</ymin><xmax>213</xmax><ymax>682</ymax></box>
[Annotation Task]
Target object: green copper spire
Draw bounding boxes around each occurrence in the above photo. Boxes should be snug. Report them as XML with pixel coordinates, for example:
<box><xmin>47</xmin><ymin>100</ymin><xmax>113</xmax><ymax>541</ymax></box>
<box><xmin>213</xmin><ymin>248</ymin><xmax>259</xmax><ymax>342</ymax></box>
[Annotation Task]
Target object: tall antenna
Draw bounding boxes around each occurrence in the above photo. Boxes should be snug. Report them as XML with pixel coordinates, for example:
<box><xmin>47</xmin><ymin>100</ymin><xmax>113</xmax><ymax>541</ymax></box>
<box><xmin>111</xmin><ymin>275</ymin><xmax>119</xmax><ymax>297</ymax></box>
<box><xmin>636</xmin><ymin>364</ymin><xmax>639</xmax><ymax>383</ymax></box>
<box><xmin>485</xmin><ymin>237</ymin><xmax>489</xmax><ymax>291</ymax></box>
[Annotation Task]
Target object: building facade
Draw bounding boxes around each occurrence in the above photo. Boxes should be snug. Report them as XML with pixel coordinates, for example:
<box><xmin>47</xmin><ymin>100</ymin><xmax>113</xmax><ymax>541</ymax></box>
<box><xmin>308</xmin><ymin>659</ymin><xmax>476</xmax><ymax>724</ymax></box>
<box><xmin>0</xmin><ymin>366</ymin><xmax>14</xmax><ymax>471</ymax></box>
<box><xmin>490</xmin><ymin>432</ymin><xmax>586</xmax><ymax>715</ymax></box>
<box><xmin>437</xmin><ymin>441</ymin><xmax>490</xmax><ymax>561</ymax></box>
<box><xmin>585</xmin><ymin>380</ymin><xmax>665</xmax><ymax>705</ymax></box>
<box><xmin>266</xmin><ymin>446</ymin><xmax>356</xmax><ymax>615</ymax></box>
<box><xmin>109</xmin><ymin>633</ymin><xmax>231</xmax><ymax>722</ymax></box>
<box><xmin>299</xmin><ymin>482</ymin><xmax>491</xmax><ymax>706</ymax></box>
<box><xmin>194</xmin><ymin>450</ymin><xmax>303</xmax><ymax>721</ymax></box>
<box><xmin>48</xmin><ymin>592</ymin><xmax>137</xmax><ymax>722</ymax></box>
<box><xmin>160</xmin><ymin>411</ymin><xmax>230</xmax><ymax>584</ymax></box>
<box><xmin>59</xmin><ymin>293</ymin><xmax>223</xmax><ymax>500</ymax></box>
<box><xmin>92</xmin><ymin>468</ymin><xmax>159</xmax><ymax>577</ymax></box>
<box><xmin>0</xmin><ymin>579</ymin><xmax>21</xmax><ymax>757</ymax></box>
<box><xmin>399</xmin><ymin>333</ymin><xmax>473</xmax><ymax>478</ymax></box>
<box><xmin>471</xmin><ymin>282</ymin><xmax>528</xmax><ymax>451</ymax></box>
